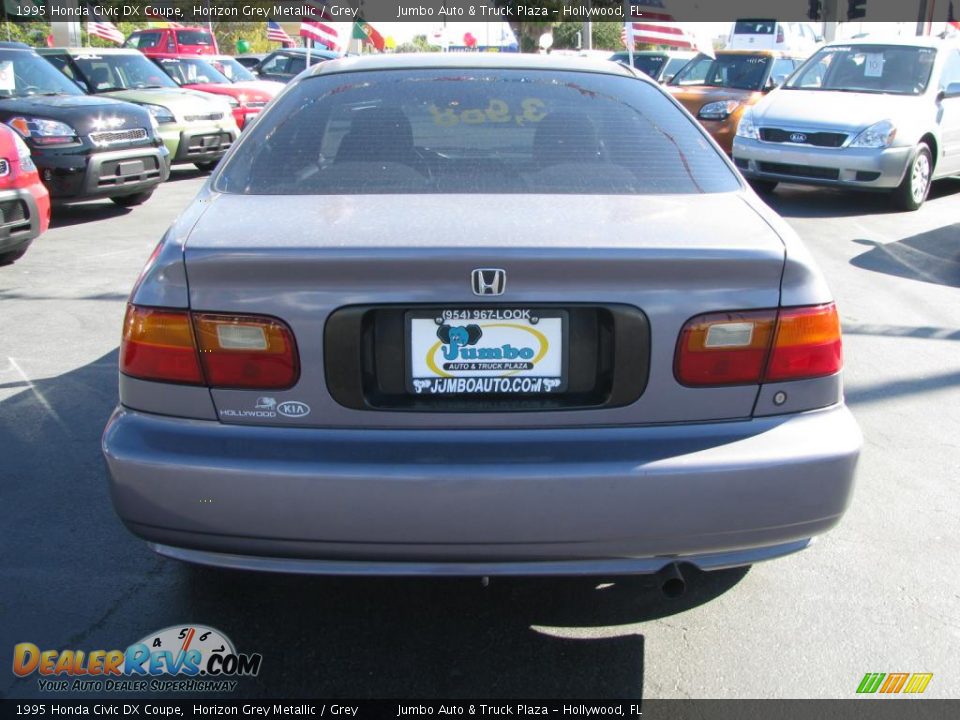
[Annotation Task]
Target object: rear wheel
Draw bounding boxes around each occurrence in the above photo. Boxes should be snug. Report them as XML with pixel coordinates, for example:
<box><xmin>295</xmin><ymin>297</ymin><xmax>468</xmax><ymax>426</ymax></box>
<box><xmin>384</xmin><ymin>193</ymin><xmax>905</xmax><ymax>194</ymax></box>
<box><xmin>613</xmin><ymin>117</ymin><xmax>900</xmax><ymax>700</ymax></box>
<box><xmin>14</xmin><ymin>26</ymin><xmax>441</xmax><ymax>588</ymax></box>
<box><xmin>194</xmin><ymin>161</ymin><xmax>219</xmax><ymax>173</ymax></box>
<box><xmin>111</xmin><ymin>190</ymin><xmax>154</xmax><ymax>208</ymax></box>
<box><xmin>749</xmin><ymin>179</ymin><xmax>778</xmax><ymax>195</ymax></box>
<box><xmin>0</xmin><ymin>247</ymin><xmax>27</xmax><ymax>265</ymax></box>
<box><xmin>893</xmin><ymin>143</ymin><xmax>932</xmax><ymax>211</ymax></box>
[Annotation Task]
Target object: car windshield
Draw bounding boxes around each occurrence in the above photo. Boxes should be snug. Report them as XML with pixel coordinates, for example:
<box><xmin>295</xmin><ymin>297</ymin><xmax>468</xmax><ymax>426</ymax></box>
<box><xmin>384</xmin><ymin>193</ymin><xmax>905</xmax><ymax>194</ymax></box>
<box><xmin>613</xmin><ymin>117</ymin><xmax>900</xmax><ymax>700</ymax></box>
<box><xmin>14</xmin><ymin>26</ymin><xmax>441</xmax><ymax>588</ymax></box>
<box><xmin>0</xmin><ymin>49</ymin><xmax>83</xmax><ymax>99</ymax></box>
<box><xmin>785</xmin><ymin>45</ymin><xmax>937</xmax><ymax>95</ymax></box>
<box><xmin>619</xmin><ymin>54</ymin><xmax>668</xmax><ymax>79</ymax></box>
<box><xmin>156</xmin><ymin>57</ymin><xmax>229</xmax><ymax>86</ymax></box>
<box><xmin>671</xmin><ymin>53</ymin><xmax>772</xmax><ymax>91</ymax></box>
<box><xmin>70</xmin><ymin>52</ymin><xmax>179</xmax><ymax>92</ymax></box>
<box><xmin>216</xmin><ymin>69</ymin><xmax>739</xmax><ymax>196</ymax></box>
<box><xmin>176</xmin><ymin>30</ymin><xmax>214</xmax><ymax>47</ymax></box>
<box><xmin>209</xmin><ymin>57</ymin><xmax>256</xmax><ymax>82</ymax></box>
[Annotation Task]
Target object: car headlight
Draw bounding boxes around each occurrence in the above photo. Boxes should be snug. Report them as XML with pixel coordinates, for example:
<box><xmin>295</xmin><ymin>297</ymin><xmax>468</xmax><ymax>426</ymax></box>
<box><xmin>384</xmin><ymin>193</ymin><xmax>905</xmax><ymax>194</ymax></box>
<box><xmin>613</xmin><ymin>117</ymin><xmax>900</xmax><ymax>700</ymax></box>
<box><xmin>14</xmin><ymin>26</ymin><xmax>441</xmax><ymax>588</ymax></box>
<box><xmin>7</xmin><ymin>117</ymin><xmax>78</xmax><ymax>146</ymax></box>
<box><xmin>849</xmin><ymin>120</ymin><xmax>897</xmax><ymax>149</ymax></box>
<box><xmin>142</xmin><ymin>103</ymin><xmax>176</xmax><ymax>125</ymax></box>
<box><xmin>699</xmin><ymin>100</ymin><xmax>741</xmax><ymax>120</ymax></box>
<box><xmin>735</xmin><ymin>109</ymin><xmax>760</xmax><ymax>140</ymax></box>
<box><xmin>11</xmin><ymin>131</ymin><xmax>36</xmax><ymax>172</ymax></box>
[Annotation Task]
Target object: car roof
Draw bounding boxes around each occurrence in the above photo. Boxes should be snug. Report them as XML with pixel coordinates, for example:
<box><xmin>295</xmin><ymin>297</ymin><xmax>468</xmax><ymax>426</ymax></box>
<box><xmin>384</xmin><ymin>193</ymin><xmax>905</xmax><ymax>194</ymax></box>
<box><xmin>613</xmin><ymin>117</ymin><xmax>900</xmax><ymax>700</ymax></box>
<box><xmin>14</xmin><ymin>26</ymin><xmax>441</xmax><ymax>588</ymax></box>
<box><xmin>611</xmin><ymin>50</ymin><xmax>695</xmax><ymax>57</ymax></box>
<box><xmin>711</xmin><ymin>49</ymin><xmax>800</xmax><ymax>57</ymax></box>
<box><xmin>42</xmin><ymin>47</ymin><xmax>143</xmax><ymax>55</ymax></box>
<box><xmin>824</xmin><ymin>36</ymin><xmax>952</xmax><ymax>49</ymax></box>
<box><xmin>308</xmin><ymin>52</ymin><xmax>643</xmax><ymax>79</ymax></box>
<box><xmin>130</xmin><ymin>26</ymin><xmax>209</xmax><ymax>32</ymax></box>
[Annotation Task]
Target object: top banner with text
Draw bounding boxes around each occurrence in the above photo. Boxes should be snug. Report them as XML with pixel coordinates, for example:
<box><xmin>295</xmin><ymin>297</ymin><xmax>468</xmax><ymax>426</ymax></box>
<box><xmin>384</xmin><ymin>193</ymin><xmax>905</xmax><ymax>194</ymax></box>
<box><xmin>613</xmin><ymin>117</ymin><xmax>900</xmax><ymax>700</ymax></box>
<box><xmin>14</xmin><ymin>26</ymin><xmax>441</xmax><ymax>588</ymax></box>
<box><xmin>3</xmin><ymin>0</ymin><xmax>956</xmax><ymax>24</ymax></box>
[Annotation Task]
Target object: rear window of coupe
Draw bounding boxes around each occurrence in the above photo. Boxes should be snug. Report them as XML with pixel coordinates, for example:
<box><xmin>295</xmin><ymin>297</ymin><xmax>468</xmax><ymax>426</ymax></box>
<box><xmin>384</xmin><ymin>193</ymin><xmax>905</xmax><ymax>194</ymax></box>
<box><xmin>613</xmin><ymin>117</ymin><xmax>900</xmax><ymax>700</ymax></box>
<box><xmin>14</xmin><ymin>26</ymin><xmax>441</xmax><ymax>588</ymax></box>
<box><xmin>215</xmin><ymin>69</ymin><xmax>740</xmax><ymax>195</ymax></box>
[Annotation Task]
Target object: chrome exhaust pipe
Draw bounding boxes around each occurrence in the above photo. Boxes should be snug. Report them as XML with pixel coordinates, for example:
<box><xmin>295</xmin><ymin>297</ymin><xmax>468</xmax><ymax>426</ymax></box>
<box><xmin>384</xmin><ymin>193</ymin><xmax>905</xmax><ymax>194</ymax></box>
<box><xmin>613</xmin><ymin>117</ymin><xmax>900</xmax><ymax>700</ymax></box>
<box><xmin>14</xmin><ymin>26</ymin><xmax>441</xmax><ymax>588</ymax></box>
<box><xmin>657</xmin><ymin>563</ymin><xmax>686</xmax><ymax>598</ymax></box>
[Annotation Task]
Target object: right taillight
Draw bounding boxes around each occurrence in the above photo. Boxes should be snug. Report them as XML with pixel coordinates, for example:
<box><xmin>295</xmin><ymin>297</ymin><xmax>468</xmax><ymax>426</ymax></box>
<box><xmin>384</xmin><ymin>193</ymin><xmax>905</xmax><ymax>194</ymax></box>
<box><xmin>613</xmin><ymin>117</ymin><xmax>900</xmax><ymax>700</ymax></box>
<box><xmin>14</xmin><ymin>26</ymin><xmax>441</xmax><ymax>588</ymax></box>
<box><xmin>676</xmin><ymin>303</ymin><xmax>842</xmax><ymax>387</ymax></box>
<box><xmin>121</xmin><ymin>305</ymin><xmax>299</xmax><ymax>389</ymax></box>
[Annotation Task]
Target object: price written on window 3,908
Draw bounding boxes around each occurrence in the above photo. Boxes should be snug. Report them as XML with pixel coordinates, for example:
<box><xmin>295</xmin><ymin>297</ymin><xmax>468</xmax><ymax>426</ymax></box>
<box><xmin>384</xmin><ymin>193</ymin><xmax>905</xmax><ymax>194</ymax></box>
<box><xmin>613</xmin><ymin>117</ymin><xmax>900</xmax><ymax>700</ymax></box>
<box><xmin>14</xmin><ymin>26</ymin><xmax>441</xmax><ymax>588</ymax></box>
<box><xmin>428</xmin><ymin>98</ymin><xmax>547</xmax><ymax>127</ymax></box>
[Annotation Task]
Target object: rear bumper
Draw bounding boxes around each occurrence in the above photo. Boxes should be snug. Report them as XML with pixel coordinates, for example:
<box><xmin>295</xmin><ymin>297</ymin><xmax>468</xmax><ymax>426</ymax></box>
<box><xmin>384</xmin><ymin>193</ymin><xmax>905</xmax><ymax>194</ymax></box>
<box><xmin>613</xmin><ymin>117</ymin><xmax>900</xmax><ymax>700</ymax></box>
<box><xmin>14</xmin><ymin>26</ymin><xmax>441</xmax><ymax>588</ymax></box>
<box><xmin>103</xmin><ymin>404</ymin><xmax>861</xmax><ymax>574</ymax></box>
<box><xmin>733</xmin><ymin>137</ymin><xmax>911</xmax><ymax>189</ymax></box>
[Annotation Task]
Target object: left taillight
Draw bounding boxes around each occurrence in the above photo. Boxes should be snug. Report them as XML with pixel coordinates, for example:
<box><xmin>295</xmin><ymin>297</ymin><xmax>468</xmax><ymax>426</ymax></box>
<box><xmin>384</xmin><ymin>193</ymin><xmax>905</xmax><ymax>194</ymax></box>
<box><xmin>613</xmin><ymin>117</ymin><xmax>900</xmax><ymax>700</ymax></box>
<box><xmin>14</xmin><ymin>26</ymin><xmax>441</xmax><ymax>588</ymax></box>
<box><xmin>121</xmin><ymin>305</ymin><xmax>299</xmax><ymax>389</ymax></box>
<box><xmin>122</xmin><ymin>306</ymin><xmax>203</xmax><ymax>385</ymax></box>
<box><xmin>675</xmin><ymin>303</ymin><xmax>843</xmax><ymax>387</ymax></box>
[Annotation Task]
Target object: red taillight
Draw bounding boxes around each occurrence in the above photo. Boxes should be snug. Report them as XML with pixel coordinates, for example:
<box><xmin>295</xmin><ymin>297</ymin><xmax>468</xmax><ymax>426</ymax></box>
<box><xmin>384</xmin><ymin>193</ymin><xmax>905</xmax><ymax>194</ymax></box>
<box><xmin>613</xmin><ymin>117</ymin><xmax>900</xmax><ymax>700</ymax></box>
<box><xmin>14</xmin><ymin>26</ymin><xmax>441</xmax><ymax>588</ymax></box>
<box><xmin>193</xmin><ymin>313</ymin><xmax>299</xmax><ymax>389</ymax></box>
<box><xmin>121</xmin><ymin>305</ymin><xmax>299</xmax><ymax>389</ymax></box>
<box><xmin>676</xmin><ymin>310</ymin><xmax>777</xmax><ymax>386</ymax></box>
<box><xmin>122</xmin><ymin>306</ymin><xmax>204</xmax><ymax>385</ymax></box>
<box><xmin>766</xmin><ymin>304</ymin><xmax>843</xmax><ymax>381</ymax></box>
<box><xmin>676</xmin><ymin>303</ymin><xmax>842</xmax><ymax>386</ymax></box>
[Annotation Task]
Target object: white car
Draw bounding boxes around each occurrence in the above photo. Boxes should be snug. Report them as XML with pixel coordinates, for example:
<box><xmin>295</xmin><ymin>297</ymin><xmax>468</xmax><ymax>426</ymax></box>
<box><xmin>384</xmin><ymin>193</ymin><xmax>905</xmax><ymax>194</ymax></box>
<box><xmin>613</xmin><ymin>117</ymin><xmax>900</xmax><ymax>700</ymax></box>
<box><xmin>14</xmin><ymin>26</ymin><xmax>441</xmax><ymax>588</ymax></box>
<box><xmin>727</xmin><ymin>20</ymin><xmax>822</xmax><ymax>55</ymax></box>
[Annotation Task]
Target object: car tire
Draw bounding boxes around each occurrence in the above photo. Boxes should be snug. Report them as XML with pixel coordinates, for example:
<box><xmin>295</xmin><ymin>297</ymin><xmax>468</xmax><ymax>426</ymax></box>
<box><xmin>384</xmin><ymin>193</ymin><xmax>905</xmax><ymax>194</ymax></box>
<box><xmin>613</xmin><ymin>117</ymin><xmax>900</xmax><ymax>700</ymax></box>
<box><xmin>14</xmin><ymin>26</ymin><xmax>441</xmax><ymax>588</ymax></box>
<box><xmin>194</xmin><ymin>161</ymin><xmax>219</xmax><ymax>173</ymax></box>
<box><xmin>749</xmin><ymin>179</ymin><xmax>778</xmax><ymax>195</ymax></box>
<box><xmin>0</xmin><ymin>247</ymin><xmax>27</xmax><ymax>265</ymax></box>
<box><xmin>111</xmin><ymin>190</ymin><xmax>154</xmax><ymax>208</ymax></box>
<box><xmin>893</xmin><ymin>143</ymin><xmax>932</xmax><ymax>211</ymax></box>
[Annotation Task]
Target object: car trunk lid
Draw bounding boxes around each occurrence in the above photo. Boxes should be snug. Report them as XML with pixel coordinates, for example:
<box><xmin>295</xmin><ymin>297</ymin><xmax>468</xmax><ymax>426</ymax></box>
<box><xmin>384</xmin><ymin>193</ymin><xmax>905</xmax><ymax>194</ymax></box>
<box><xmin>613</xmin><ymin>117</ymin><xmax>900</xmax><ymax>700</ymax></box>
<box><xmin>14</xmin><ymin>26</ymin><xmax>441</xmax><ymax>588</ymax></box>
<box><xmin>183</xmin><ymin>192</ymin><xmax>786</xmax><ymax>429</ymax></box>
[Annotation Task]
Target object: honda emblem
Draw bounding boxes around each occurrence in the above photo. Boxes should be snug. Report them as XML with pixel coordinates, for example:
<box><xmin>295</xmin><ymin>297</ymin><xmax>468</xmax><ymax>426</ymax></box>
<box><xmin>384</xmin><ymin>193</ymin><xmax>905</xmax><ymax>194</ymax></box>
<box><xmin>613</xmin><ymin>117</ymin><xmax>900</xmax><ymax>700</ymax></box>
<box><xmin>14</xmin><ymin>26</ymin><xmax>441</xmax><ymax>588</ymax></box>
<box><xmin>471</xmin><ymin>269</ymin><xmax>506</xmax><ymax>296</ymax></box>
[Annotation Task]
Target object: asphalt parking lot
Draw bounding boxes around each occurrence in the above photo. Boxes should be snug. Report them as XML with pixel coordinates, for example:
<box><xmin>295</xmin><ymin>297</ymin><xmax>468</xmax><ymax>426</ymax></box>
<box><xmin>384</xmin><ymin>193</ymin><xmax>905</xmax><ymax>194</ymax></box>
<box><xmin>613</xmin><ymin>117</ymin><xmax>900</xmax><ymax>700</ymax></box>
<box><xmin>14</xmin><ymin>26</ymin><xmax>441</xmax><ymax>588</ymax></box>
<box><xmin>2</xmin><ymin>170</ymin><xmax>959</xmax><ymax>700</ymax></box>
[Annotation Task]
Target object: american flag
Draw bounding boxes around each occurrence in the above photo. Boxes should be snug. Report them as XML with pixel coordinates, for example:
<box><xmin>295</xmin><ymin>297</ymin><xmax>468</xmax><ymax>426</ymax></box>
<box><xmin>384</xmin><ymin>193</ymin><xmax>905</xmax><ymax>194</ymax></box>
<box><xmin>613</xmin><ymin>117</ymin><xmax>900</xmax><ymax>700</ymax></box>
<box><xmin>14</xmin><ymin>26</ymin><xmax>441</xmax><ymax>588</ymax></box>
<box><xmin>86</xmin><ymin>5</ymin><xmax>124</xmax><ymax>44</ymax></box>
<box><xmin>623</xmin><ymin>1</ymin><xmax>711</xmax><ymax>56</ymax></box>
<box><xmin>301</xmin><ymin>0</ymin><xmax>341</xmax><ymax>50</ymax></box>
<box><xmin>267</xmin><ymin>20</ymin><xmax>293</xmax><ymax>45</ymax></box>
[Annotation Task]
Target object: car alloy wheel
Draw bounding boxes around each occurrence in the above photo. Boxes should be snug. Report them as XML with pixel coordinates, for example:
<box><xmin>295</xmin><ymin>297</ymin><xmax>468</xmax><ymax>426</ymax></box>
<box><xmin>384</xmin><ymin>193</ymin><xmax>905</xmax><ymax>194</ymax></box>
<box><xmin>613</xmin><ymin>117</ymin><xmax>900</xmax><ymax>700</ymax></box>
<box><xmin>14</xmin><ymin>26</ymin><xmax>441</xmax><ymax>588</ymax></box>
<box><xmin>910</xmin><ymin>151</ymin><xmax>931</xmax><ymax>205</ymax></box>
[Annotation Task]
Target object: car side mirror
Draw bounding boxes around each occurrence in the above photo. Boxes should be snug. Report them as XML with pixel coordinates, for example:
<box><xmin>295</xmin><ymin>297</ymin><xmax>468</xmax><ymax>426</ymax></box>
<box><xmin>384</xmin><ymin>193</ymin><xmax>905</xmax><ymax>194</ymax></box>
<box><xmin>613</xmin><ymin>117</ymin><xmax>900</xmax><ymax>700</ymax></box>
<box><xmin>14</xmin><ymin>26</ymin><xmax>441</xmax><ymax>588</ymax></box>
<box><xmin>939</xmin><ymin>82</ymin><xmax>960</xmax><ymax>100</ymax></box>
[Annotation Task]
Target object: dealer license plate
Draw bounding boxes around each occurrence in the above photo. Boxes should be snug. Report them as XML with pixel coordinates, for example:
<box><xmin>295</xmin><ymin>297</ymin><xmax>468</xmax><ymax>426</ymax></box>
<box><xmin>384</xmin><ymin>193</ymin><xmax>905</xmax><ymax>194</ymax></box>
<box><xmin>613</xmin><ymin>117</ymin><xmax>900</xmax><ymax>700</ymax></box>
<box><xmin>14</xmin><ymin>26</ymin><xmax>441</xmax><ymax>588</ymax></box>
<box><xmin>407</xmin><ymin>308</ymin><xmax>567</xmax><ymax>396</ymax></box>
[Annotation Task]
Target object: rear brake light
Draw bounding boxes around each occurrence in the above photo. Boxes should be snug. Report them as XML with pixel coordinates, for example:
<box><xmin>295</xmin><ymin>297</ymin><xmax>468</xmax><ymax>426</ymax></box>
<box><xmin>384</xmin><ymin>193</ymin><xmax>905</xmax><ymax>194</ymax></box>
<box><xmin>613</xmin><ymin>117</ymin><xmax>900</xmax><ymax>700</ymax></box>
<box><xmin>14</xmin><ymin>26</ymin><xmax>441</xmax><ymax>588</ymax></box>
<box><xmin>676</xmin><ymin>303</ymin><xmax>842</xmax><ymax>386</ymax></box>
<box><xmin>122</xmin><ymin>306</ymin><xmax>203</xmax><ymax>385</ymax></box>
<box><xmin>121</xmin><ymin>305</ymin><xmax>299</xmax><ymax>389</ymax></box>
<box><xmin>193</xmin><ymin>313</ymin><xmax>299</xmax><ymax>389</ymax></box>
<box><xmin>676</xmin><ymin>310</ymin><xmax>776</xmax><ymax>386</ymax></box>
<box><xmin>766</xmin><ymin>304</ymin><xmax>843</xmax><ymax>381</ymax></box>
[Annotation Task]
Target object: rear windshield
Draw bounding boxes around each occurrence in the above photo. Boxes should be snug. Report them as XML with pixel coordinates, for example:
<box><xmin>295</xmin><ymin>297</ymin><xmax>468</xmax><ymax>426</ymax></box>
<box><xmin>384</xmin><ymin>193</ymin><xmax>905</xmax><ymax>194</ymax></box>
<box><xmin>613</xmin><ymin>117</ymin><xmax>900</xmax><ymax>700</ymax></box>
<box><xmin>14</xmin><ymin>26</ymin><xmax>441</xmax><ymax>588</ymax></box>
<box><xmin>671</xmin><ymin>53</ymin><xmax>771</xmax><ymax>91</ymax></box>
<box><xmin>734</xmin><ymin>20</ymin><xmax>776</xmax><ymax>35</ymax></box>
<box><xmin>176</xmin><ymin>30</ymin><xmax>215</xmax><ymax>47</ymax></box>
<box><xmin>216</xmin><ymin>69</ymin><xmax>738</xmax><ymax>196</ymax></box>
<box><xmin>786</xmin><ymin>45</ymin><xmax>937</xmax><ymax>95</ymax></box>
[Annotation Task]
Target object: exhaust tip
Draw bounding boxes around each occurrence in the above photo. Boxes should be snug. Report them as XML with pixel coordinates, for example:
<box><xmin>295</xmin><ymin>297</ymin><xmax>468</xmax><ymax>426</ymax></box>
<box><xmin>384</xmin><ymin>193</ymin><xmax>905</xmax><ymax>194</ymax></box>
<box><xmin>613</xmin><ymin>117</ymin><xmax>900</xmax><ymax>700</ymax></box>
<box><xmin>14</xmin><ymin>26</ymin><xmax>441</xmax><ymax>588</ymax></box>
<box><xmin>657</xmin><ymin>563</ymin><xmax>687</xmax><ymax>599</ymax></box>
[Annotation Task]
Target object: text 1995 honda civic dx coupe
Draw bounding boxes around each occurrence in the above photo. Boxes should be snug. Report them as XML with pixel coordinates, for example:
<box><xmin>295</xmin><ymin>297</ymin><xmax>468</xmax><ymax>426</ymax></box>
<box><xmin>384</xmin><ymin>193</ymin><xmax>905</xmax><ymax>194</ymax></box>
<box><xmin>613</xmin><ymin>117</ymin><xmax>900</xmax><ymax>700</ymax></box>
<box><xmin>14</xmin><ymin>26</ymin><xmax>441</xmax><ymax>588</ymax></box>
<box><xmin>102</xmin><ymin>55</ymin><xmax>861</xmax><ymax>588</ymax></box>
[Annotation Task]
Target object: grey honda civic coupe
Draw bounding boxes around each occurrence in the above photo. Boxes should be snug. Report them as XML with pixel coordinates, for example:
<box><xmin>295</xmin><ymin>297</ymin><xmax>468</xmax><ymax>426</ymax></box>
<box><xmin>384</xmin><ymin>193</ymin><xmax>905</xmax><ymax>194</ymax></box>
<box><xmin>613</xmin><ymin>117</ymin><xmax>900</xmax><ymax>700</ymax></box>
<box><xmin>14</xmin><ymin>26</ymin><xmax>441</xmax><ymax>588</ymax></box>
<box><xmin>102</xmin><ymin>54</ymin><xmax>861</xmax><ymax>592</ymax></box>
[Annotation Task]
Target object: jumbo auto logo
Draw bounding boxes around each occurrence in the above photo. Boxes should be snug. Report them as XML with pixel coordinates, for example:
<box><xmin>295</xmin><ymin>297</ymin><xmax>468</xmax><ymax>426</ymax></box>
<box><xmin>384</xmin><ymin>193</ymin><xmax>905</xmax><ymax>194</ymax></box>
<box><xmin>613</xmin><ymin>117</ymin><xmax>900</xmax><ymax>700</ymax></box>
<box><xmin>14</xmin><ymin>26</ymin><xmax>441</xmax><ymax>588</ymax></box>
<box><xmin>428</xmin><ymin>322</ymin><xmax>544</xmax><ymax>375</ymax></box>
<box><xmin>12</xmin><ymin>625</ymin><xmax>262</xmax><ymax>693</ymax></box>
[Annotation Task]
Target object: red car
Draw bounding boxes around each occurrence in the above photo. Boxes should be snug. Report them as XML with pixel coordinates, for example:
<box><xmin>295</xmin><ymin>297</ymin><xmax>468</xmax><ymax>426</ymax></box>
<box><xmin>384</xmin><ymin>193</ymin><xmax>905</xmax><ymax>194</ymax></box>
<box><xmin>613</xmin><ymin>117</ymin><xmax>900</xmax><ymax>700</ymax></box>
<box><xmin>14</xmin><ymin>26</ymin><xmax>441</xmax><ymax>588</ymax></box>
<box><xmin>0</xmin><ymin>124</ymin><xmax>50</xmax><ymax>265</ymax></box>
<box><xmin>150</xmin><ymin>56</ymin><xmax>277</xmax><ymax>130</ymax></box>
<box><xmin>123</xmin><ymin>27</ymin><xmax>218</xmax><ymax>58</ymax></box>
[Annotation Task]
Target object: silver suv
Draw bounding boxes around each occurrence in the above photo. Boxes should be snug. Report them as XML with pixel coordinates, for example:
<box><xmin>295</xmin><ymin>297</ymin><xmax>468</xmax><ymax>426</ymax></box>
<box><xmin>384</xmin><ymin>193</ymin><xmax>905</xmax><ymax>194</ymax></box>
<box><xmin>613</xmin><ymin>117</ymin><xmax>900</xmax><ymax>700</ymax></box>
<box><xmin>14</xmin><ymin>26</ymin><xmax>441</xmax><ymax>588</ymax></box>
<box><xmin>733</xmin><ymin>38</ymin><xmax>960</xmax><ymax>210</ymax></box>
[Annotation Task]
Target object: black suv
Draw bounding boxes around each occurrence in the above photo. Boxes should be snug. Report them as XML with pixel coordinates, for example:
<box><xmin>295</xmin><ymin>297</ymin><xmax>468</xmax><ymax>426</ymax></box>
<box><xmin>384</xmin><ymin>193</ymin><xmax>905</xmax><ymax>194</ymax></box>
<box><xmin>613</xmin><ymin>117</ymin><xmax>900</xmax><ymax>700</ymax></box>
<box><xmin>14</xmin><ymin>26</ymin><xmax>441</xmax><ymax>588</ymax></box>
<box><xmin>0</xmin><ymin>45</ymin><xmax>169</xmax><ymax>207</ymax></box>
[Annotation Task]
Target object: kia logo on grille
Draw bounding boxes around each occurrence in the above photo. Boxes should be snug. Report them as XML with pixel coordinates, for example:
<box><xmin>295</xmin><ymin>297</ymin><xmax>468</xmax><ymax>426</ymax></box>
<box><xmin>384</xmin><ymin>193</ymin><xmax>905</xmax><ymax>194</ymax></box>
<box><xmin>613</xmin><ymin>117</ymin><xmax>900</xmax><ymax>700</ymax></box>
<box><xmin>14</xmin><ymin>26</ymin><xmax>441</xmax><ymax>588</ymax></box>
<box><xmin>789</xmin><ymin>132</ymin><xmax>808</xmax><ymax>143</ymax></box>
<box><xmin>471</xmin><ymin>269</ymin><xmax>506</xmax><ymax>296</ymax></box>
